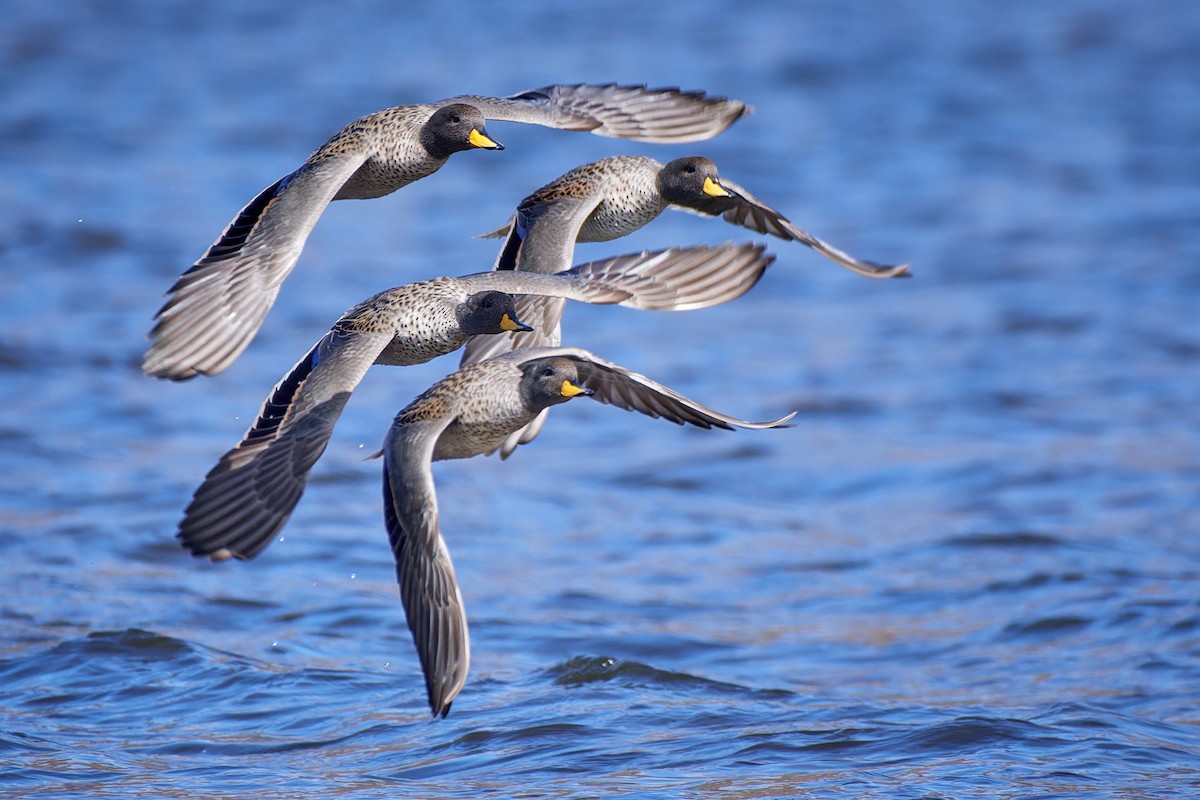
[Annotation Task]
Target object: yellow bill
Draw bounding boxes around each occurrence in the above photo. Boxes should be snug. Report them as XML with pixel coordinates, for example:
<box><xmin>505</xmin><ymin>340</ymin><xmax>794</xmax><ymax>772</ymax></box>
<box><xmin>560</xmin><ymin>380</ymin><xmax>591</xmax><ymax>398</ymax></box>
<box><xmin>499</xmin><ymin>313</ymin><xmax>532</xmax><ymax>333</ymax></box>
<box><xmin>469</xmin><ymin>128</ymin><xmax>502</xmax><ymax>150</ymax></box>
<box><xmin>703</xmin><ymin>176</ymin><xmax>730</xmax><ymax>198</ymax></box>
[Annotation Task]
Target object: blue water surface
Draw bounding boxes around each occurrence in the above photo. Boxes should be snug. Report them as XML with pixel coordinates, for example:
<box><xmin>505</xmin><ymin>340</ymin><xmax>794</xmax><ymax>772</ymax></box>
<box><xmin>2</xmin><ymin>1</ymin><xmax>1199</xmax><ymax>797</ymax></box>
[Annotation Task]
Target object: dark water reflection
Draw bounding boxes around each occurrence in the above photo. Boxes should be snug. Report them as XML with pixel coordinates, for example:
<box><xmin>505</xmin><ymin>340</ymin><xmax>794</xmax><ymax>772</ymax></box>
<box><xmin>3</xmin><ymin>0</ymin><xmax>1200</xmax><ymax>797</ymax></box>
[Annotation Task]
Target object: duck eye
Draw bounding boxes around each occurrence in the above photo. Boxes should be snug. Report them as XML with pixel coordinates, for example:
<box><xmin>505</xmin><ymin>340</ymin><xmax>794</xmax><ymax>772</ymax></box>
<box><xmin>541</xmin><ymin>367</ymin><xmax>556</xmax><ymax>377</ymax></box>
<box><xmin>684</xmin><ymin>164</ymin><xmax>696</xmax><ymax>173</ymax></box>
<box><xmin>449</xmin><ymin>113</ymin><xmax>461</xmax><ymax>124</ymax></box>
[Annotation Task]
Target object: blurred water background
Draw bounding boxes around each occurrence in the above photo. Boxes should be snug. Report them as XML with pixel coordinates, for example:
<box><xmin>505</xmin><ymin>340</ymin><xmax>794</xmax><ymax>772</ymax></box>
<box><xmin>2</xmin><ymin>1</ymin><xmax>1198</xmax><ymax>797</ymax></box>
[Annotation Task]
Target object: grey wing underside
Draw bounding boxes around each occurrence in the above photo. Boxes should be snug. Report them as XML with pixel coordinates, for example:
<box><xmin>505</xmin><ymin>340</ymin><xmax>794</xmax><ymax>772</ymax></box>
<box><xmin>144</xmin><ymin>154</ymin><xmax>368</xmax><ymax>380</ymax></box>
<box><xmin>503</xmin><ymin>195</ymin><xmax>603</xmax><ymax>275</ymax></box>
<box><xmin>176</xmin><ymin>327</ymin><xmax>391</xmax><ymax>561</ymax></box>
<box><xmin>514</xmin><ymin>346</ymin><xmax>798</xmax><ymax>430</ymax></box>
<box><xmin>440</xmin><ymin>83</ymin><xmax>750</xmax><ymax>144</ymax></box>
<box><xmin>561</xmin><ymin>242</ymin><xmax>774</xmax><ymax>313</ymax></box>
<box><xmin>382</xmin><ymin>416</ymin><xmax>470</xmax><ymax>718</ymax></box>
<box><xmin>459</xmin><ymin>194</ymin><xmax>603</xmax><ymax>368</ymax></box>
<box><xmin>463</xmin><ymin>241</ymin><xmax>774</xmax><ymax>313</ymax></box>
<box><xmin>684</xmin><ymin>177</ymin><xmax>912</xmax><ymax>279</ymax></box>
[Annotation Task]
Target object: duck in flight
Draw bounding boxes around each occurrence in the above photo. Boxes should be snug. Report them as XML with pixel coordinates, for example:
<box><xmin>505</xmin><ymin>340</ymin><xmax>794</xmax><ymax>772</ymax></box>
<box><xmin>143</xmin><ymin>85</ymin><xmax>749</xmax><ymax>382</ymax></box>
<box><xmin>461</xmin><ymin>154</ymin><xmax>911</xmax><ymax>455</ymax></box>
<box><xmin>380</xmin><ymin>346</ymin><xmax>796</xmax><ymax>716</ymax></box>
<box><xmin>175</xmin><ymin>242</ymin><xmax>774</xmax><ymax>564</ymax></box>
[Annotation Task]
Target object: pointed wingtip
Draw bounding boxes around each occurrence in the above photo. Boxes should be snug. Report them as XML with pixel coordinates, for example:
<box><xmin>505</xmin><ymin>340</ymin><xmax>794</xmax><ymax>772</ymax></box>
<box><xmin>775</xmin><ymin>411</ymin><xmax>799</xmax><ymax>428</ymax></box>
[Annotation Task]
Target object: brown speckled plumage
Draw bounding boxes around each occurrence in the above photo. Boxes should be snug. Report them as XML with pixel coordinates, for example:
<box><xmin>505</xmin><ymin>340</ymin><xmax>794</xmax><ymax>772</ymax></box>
<box><xmin>520</xmin><ymin>156</ymin><xmax>670</xmax><ymax>244</ymax></box>
<box><xmin>143</xmin><ymin>84</ymin><xmax>750</xmax><ymax>382</ymax></box>
<box><xmin>337</xmin><ymin>279</ymin><xmax>479</xmax><ymax>366</ymax></box>
<box><xmin>398</xmin><ymin>359</ymin><xmax>538</xmax><ymax>461</ymax></box>
<box><xmin>482</xmin><ymin>155</ymin><xmax>912</xmax><ymax>276</ymax></box>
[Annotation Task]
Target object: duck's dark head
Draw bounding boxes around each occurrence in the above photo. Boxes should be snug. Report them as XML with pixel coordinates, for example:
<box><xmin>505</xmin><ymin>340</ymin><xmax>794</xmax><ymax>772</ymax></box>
<box><xmin>519</xmin><ymin>357</ymin><xmax>593</xmax><ymax>411</ymax></box>
<box><xmin>457</xmin><ymin>291</ymin><xmax>531</xmax><ymax>336</ymax></box>
<box><xmin>423</xmin><ymin>103</ymin><xmax>504</xmax><ymax>159</ymax></box>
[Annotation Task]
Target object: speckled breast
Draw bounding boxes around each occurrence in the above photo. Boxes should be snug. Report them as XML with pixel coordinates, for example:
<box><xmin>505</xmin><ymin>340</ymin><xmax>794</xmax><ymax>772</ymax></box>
<box><xmin>339</xmin><ymin>282</ymin><xmax>469</xmax><ymax>366</ymax></box>
<box><xmin>577</xmin><ymin>160</ymin><xmax>666</xmax><ymax>243</ymax></box>
<box><xmin>375</xmin><ymin>303</ymin><xmax>469</xmax><ymax>366</ymax></box>
<box><xmin>321</xmin><ymin>107</ymin><xmax>447</xmax><ymax>200</ymax></box>
<box><xmin>430</xmin><ymin>364</ymin><xmax>536</xmax><ymax>461</ymax></box>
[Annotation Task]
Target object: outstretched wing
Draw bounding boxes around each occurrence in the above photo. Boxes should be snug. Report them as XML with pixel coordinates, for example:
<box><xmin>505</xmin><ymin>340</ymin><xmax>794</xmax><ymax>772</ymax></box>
<box><xmin>560</xmin><ymin>242</ymin><xmax>773</xmax><ymax>312</ymax></box>
<box><xmin>176</xmin><ymin>326</ymin><xmax>392</xmax><ymax>561</ymax></box>
<box><xmin>440</xmin><ymin>83</ymin><xmax>750</xmax><ymax>144</ymax></box>
<box><xmin>680</xmin><ymin>176</ymin><xmax>911</xmax><ymax>279</ymax></box>
<box><xmin>516</xmin><ymin>346</ymin><xmax>797</xmax><ymax>430</ymax></box>
<box><xmin>144</xmin><ymin>153</ymin><xmax>368</xmax><ymax>380</ymax></box>
<box><xmin>461</xmin><ymin>242</ymin><xmax>773</xmax><ymax>367</ymax></box>
<box><xmin>382</xmin><ymin>414</ymin><xmax>469</xmax><ymax>719</ymax></box>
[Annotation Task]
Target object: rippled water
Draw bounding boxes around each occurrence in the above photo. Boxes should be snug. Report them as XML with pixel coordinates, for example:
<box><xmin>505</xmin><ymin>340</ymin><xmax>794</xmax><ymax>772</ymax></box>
<box><xmin>3</xmin><ymin>0</ymin><xmax>1199</xmax><ymax>797</ymax></box>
